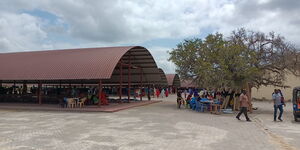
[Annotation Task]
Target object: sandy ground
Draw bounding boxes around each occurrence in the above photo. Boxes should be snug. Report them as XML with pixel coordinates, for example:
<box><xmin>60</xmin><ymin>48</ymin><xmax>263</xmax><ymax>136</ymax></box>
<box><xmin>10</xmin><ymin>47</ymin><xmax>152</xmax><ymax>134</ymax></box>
<box><xmin>0</xmin><ymin>94</ymin><xmax>299</xmax><ymax>150</ymax></box>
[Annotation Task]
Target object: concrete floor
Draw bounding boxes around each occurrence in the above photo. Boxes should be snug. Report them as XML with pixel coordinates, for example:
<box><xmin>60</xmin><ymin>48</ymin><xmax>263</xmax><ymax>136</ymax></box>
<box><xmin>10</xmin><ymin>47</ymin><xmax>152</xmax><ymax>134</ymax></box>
<box><xmin>0</xmin><ymin>95</ymin><xmax>299</xmax><ymax>150</ymax></box>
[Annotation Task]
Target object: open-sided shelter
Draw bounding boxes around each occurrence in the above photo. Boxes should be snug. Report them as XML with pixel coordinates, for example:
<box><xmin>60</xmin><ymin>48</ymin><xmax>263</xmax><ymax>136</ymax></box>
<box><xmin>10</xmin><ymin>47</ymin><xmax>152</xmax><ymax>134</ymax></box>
<box><xmin>0</xmin><ymin>46</ymin><xmax>164</xmax><ymax>105</ymax></box>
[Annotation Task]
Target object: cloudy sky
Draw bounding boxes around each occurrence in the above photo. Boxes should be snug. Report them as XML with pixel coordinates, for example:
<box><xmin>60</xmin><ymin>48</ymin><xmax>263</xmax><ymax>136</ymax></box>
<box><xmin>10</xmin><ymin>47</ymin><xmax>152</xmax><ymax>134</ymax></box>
<box><xmin>0</xmin><ymin>0</ymin><xmax>299</xmax><ymax>73</ymax></box>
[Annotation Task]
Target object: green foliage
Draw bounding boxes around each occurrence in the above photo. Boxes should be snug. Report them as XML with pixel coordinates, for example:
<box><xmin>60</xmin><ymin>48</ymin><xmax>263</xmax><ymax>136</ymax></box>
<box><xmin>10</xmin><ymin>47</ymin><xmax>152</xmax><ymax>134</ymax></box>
<box><xmin>169</xmin><ymin>28</ymin><xmax>300</xmax><ymax>89</ymax></box>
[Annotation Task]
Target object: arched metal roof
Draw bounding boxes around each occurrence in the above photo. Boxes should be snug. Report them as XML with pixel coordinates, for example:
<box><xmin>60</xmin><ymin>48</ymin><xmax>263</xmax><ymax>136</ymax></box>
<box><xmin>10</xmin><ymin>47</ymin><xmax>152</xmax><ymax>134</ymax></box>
<box><xmin>0</xmin><ymin>46</ymin><xmax>162</xmax><ymax>84</ymax></box>
<box><xmin>157</xmin><ymin>68</ymin><xmax>168</xmax><ymax>86</ymax></box>
<box><xmin>166</xmin><ymin>74</ymin><xmax>181</xmax><ymax>87</ymax></box>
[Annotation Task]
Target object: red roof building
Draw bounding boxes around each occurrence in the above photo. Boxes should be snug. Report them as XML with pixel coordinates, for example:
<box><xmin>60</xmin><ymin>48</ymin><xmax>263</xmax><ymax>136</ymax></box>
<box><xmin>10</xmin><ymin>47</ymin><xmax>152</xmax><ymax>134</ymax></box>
<box><xmin>0</xmin><ymin>46</ymin><xmax>167</xmax><ymax>104</ymax></box>
<box><xmin>165</xmin><ymin>74</ymin><xmax>181</xmax><ymax>88</ymax></box>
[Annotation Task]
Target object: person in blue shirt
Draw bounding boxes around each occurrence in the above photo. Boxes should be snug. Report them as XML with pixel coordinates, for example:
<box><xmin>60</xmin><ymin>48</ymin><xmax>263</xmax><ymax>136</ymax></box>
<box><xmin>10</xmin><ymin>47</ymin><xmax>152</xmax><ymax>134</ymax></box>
<box><xmin>190</xmin><ymin>94</ymin><xmax>200</xmax><ymax>110</ymax></box>
<box><xmin>190</xmin><ymin>96</ymin><xmax>196</xmax><ymax>110</ymax></box>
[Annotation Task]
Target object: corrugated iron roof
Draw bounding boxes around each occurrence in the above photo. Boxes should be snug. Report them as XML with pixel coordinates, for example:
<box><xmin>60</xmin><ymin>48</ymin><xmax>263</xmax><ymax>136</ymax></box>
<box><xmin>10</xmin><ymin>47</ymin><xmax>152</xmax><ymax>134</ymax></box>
<box><xmin>0</xmin><ymin>46</ymin><xmax>158</xmax><ymax>82</ymax></box>
<box><xmin>158</xmin><ymin>68</ymin><xmax>168</xmax><ymax>86</ymax></box>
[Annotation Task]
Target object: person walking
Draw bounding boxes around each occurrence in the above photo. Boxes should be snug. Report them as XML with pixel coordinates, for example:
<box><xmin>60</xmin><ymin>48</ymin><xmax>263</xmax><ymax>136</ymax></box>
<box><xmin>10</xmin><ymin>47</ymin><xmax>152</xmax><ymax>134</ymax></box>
<box><xmin>272</xmin><ymin>89</ymin><xmax>285</xmax><ymax>121</ymax></box>
<box><xmin>236</xmin><ymin>89</ymin><xmax>251</xmax><ymax>122</ymax></box>
<box><xmin>177</xmin><ymin>90</ymin><xmax>183</xmax><ymax>108</ymax></box>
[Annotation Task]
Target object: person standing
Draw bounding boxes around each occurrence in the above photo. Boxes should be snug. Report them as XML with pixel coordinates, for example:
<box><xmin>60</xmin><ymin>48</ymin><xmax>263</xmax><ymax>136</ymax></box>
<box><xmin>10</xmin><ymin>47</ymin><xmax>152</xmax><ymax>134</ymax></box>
<box><xmin>156</xmin><ymin>88</ymin><xmax>160</xmax><ymax>98</ymax></box>
<box><xmin>278</xmin><ymin>89</ymin><xmax>286</xmax><ymax>107</ymax></box>
<box><xmin>100</xmin><ymin>91</ymin><xmax>108</xmax><ymax>105</ymax></box>
<box><xmin>147</xmin><ymin>87</ymin><xmax>151</xmax><ymax>101</ymax></box>
<box><xmin>236</xmin><ymin>90</ymin><xmax>251</xmax><ymax>122</ymax></box>
<box><xmin>177</xmin><ymin>90</ymin><xmax>183</xmax><ymax>108</ymax></box>
<box><xmin>160</xmin><ymin>89</ymin><xmax>165</xmax><ymax>98</ymax></box>
<box><xmin>165</xmin><ymin>88</ymin><xmax>169</xmax><ymax>97</ymax></box>
<box><xmin>272</xmin><ymin>89</ymin><xmax>284</xmax><ymax>121</ymax></box>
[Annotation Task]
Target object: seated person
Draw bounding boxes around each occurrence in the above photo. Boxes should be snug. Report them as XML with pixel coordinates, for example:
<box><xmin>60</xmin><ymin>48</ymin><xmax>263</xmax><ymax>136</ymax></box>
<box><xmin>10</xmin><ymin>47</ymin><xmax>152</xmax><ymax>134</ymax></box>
<box><xmin>186</xmin><ymin>94</ymin><xmax>192</xmax><ymax>105</ymax></box>
<box><xmin>207</xmin><ymin>93</ymin><xmax>213</xmax><ymax>100</ymax></box>
<box><xmin>60</xmin><ymin>97</ymin><xmax>68</xmax><ymax>108</ymax></box>
<box><xmin>190</xmin><ymin>95</ymin><xmax>199</xmax><ymax>110</ymax></box>
<box><xmin>92</xmin><ymin>96</ymin><xmax>99</xmax><ymax>104</ymax></box>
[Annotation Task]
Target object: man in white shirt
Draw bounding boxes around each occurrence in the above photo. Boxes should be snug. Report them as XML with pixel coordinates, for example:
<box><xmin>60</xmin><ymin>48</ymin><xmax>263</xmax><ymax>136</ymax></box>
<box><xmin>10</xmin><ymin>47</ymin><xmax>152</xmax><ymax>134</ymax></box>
<box><xmin>272</xmin><ymin>89</ymin><xmax>284</xmax><ymax>121</ymax></box>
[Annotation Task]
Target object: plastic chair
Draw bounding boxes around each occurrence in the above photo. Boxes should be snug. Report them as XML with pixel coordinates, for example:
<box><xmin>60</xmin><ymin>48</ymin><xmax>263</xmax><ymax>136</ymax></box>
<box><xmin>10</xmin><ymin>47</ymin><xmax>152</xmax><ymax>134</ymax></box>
<box><xmin>77</xmin><ymin>97</ymin><xmax>87</xmax><ymax>108</ymax></box>
<box><xmin>67</xmin><ymin>98</ymin><xmax>76</xmax><ymax>108</ymax></box>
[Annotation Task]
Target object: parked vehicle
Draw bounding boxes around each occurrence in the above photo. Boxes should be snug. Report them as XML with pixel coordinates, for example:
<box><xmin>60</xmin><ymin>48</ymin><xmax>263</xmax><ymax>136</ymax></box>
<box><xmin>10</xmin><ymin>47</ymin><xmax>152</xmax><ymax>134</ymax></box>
<box><xmin>292</xmin><ymin>87</ymin><xmax>300</xmax><ymax>122</ymax></box>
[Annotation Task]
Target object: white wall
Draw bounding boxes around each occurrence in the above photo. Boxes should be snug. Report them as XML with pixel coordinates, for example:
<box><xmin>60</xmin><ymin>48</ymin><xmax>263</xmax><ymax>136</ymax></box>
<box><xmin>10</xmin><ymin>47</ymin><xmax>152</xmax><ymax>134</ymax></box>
<box><xmin>252</xmin><ymin>74</ymin><xmax>300</xmax><ymax>101</ymax></box>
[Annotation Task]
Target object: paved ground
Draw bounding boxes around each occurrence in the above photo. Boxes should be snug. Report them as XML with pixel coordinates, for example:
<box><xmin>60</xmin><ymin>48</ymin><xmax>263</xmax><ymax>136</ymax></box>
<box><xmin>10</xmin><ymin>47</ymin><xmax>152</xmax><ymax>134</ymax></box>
<box><xmin>0</xmin><ymin>100</ymin><xmax>161</xmax><ymax>112</ymax></box>
<box><xmin>251</xmin><ymin>101</ymin><xmax>300</xmax><ymax>150</ymax></box>
<box><xmin>0</xmin><ymin>94</ymin><xmax>299</xmax><ymax>150</ymax></box>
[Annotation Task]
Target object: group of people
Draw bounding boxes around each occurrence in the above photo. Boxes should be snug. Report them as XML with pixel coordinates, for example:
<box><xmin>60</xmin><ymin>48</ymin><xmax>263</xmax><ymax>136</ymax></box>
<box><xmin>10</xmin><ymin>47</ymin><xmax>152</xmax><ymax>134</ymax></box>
<box><xmin>236</xmin><ymin>89</ymin><xmax>286</xmax><ymax>122</ymax></box>
<box><xmin>177</xmin><ymin>88</ymin><xmax>241</xmax><ymax>109</ymax></box>
<box><xmin>176</xmin><ymin>88</ymin><xmax>222</xmax><ymax>110</ymax></box>
<box><xmin>154</xmin><ymin>88</ymin><xmax>169</xmax><ymax>98</ymax></box>
<box><xmin>176</xmin><ymin>87</ymin><xmax>286</xmax><ymax>122</ymax></box>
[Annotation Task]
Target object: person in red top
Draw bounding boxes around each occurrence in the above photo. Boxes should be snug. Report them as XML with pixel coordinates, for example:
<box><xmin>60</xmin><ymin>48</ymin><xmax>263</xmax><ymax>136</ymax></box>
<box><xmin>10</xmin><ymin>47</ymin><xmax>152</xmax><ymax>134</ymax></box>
<box><xmin>236</xmin><ymin>89</ymin><xmax>251</xmax><ymax>122</ymax></box>
<box><xmin>156</xmin><ymin>88</ymin><xmax>160</xmax><ymax>98</ymax></box>
<box><xmin>165</xmin><ymin>89</ymin><xmax>169</xmax><ymax>97</ymax></box>
<box><xmin>207</xmin><ymin>93</ymin><xmax>213</xmax><ymax>100</ymax></box>
<box><xmin>100</xmin><ymin>91</ymin><xmax>108</xmax><ymax>105</ymax></box>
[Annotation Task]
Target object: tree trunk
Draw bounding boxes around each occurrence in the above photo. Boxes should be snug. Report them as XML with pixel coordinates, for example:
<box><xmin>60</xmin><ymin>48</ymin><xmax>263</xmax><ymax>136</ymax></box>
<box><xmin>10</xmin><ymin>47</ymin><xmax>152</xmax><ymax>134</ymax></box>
<box><xmin>245</xmin><ymin>82</ymin><xmax>253</xmax><ymax>113</ymax></box>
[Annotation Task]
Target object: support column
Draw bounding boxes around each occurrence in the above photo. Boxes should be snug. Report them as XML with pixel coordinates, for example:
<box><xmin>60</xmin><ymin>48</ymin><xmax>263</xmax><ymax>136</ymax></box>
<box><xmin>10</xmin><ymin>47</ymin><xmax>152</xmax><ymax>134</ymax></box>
<box><xmin>246</xmin><ymin>82</ymin><xmax>253</xmax><ymax>113</ymax></box>
<box><xmin>98</xmin><ymin>80</ymin><xmax>103</xmax><ymax>107</ymax></box>
<box><xmin>140</xmin><ymin>67</ymin><xmax>143</xmax><ymax>101</ymax></box>
<box><xmin>13</xmin><ymin>81</ymin><xmax>16</xmax><ymax>94</ymax></box>
<box><xmin>153</xmin><ymin>84</ymin><xmax>156</xmax><ymax>98</ymax></box>
<box><xmin>22</xmin><ymin>81</ymin><xmax>27</xmax><ymax>95</ymax></box>
<box><xmin>38</xmin><ymin>81</ymin><xmax>42</xmax><ymax>105</ymax></box>
<box><xmin>119</xmin><ymin>62</ymin><xmax>123</xmax><ymax>102</ymax></box>
<box><xmin>0</xmin><ymin>80</ymin><xmax>2</xmax><ymax>87</ymax></box>
<box><xmin>127</xmin><ymin>53</ymin><xmax>131</xmax><ymax>103</ymax></box>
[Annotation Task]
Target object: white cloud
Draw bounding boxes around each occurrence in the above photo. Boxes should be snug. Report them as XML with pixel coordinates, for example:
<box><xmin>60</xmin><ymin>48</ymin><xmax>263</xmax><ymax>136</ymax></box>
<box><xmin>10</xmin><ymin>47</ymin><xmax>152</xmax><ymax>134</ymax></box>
<box><xmin>216</xmin><ymin>0</ymin><xmax>300</xmax><ymax>47</ymax></box>
<box><xmin>0</xmin><ymin>0</ymin><xmax>300</xmax><ymax>73</ymax></box>
<box><xmin>146</xmin><ymin>46</ymin><xmax>177</xmax><ymax>74</ymax></box>
<box><xmin>0</xmin><ymin>12</ymin><xmax>49</xmax><ymax>52</ymax></box>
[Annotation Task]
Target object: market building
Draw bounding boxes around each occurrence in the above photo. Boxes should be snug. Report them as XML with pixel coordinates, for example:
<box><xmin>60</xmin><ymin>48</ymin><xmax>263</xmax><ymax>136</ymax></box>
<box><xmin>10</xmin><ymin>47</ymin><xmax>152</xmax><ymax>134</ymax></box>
<box><xmin>0</xmin><ymin>46</ymin><xmax>168</xmax><ymax>106</ymax></box>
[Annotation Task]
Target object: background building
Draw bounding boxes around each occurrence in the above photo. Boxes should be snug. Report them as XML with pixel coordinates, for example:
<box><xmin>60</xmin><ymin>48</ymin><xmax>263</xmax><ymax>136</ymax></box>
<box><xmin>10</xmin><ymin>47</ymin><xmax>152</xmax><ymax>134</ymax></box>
<box><xmin>252</xmin><ymin>74</ymin><xmax>300</xmax><ymax>101</ymax></box>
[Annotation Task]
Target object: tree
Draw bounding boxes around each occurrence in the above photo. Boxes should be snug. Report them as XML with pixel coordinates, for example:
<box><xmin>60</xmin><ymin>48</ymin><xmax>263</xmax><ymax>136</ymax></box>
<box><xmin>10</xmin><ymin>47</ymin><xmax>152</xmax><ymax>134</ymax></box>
<box><xmin>169</xmin><ymin>28</ymin><xmax>300</xmax><ymax>90</ymax></box>
<box><xmin>229</xmin><ymin>28</ymin><xmax>300</xmax><ymax>88</ymax></box>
